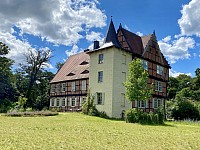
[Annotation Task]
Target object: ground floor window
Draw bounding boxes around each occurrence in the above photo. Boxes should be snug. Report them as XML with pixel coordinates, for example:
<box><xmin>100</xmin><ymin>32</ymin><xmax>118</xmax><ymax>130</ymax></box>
<box><xmin>138</xmin><ymin>100</ymin><xmax>145</xmax><ymax>108</ymax></box>
<box><xmin>153</xmin><ymin>98</ymin><xmax>163</xmax><ymax>108</ymax></box>
<box><xmin>71</xmin><ymin>98</ymin><xmax>76</xmax><ymax>107</ymax></box>
<box><xmin>97</xmin><ymin>93</ymin><xmax>103</xmax><ymax>105</ymax></box>
<box><xmin>51</xmin><ymin>99</ymin><xmax>55</xmax><ymax>107</ymax></box>
<box><xmin>56</xmin><ymin>99</ymin><xmax>60</xmax><ymax>107</ymax></box>
<box><xmin>80</xmin><ymin>97</ymin><xmax>86</xmax><ymax>106</ymax></box>
<box><xmin>62</xmin><ymin>98</ymin><xmax>66</xmax><ymax>106</ymax></box>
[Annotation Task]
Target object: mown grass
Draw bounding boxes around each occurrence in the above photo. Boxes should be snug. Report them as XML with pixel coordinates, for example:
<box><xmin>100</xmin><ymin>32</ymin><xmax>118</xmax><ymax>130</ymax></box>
<box><xmin>0</xmin><ymin>113</ymin><xmax>200</xmax><ymax>150</ymax></box>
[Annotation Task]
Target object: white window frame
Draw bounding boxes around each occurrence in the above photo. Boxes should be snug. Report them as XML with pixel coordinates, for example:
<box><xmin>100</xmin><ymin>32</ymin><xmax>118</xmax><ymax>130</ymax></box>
<box><xmin>50</xmin><ymin>98</ymin><xmax>55</xmax><ymax>107</ymax></box>
<box><xmin>138</xmin><ymin>100</ymin><xmax>145</xmax><ymax>108</ymax></box>
<box><xmin>80</xmin><ymin>97</ymin><xmax>86</xmax><ymax>107</ymax></box>
<box><xmin>51</xmin><ymin>84</ymin><xmax>56</xmax><ymax>93</ymax></box>
<box><xmin>142</xmin><ymin>60</ymin><xmax>148</xmax><ymax>70</ymax></box>
<box><xmin>71</xmin><ymin>82</ymin><xmax>75</xmax><ymax>92</ymax></box>
<box><xmin>56</xmin><ymin>84</ymin><xmax>60</xmax><ymax>93</ymax></box>
<box><xmin>98</xmin><ymin>71</ymin><xmax>103</xmax><ymax>83</ymax></box>
<box><xmin>62</xmin><ymin>83</ymin><xmax>66</xmax><ymax>92</ymax></box>
<box><xmin>56</xmin><ymin>99</ymin><xmax>60</xmax><ymax>107</ymax></box>
<box><xmin>157</xmin><ymin>65</ymin><xmax>164</xmax><ymax>75</ymax></box>
<box><xmin>82</xmin><ymin>80</ymin><xmax>86</xmax><ymax>91</ymax></box>
<box><xmin>153</xmin><ymin>98</ymin><xmax>163</xmax><ymax>109</ymax></box>
<box><xmin>99</xmin><ymin>53</ymin><xmax>104</xmax><ymax>64</ymax></box>
<box><xmin>155</xmin><ymin>80</ymin><xmax>163</xmax><ymax>92</ymax></box>
<box><xmin>61</xmin><ymin>98</ymin><xmax>66</xmax><ymax>106</ymax></box>
<box><xmin>70</xmin><ymin>97</ymin><xmax>76</xmax><ymax>107</ymax></box>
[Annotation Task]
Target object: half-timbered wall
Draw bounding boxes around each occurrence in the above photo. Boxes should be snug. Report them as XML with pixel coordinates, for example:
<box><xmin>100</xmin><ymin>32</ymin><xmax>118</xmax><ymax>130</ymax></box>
<box><xmin>50</xmin><ymin>78</ymin><xmax>89</xmax><ymax>111</ymax></box>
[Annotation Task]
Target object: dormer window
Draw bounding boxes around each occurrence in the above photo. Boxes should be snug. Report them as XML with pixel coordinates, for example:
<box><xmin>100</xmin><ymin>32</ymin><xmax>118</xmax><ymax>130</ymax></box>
<box><xmin>80</xmin><ymin>61</ymin><xmax>89</xmax><ymax>65</ymax></box>
<box><xmin>99</xmin><ymin>54</ymin><xmax>104</xmax><ymax>64</ymax></box>
<box><xmin>81</xmin><ymin>70</ymin><xmax>89</xmax><ymax>74</ymax></box>
<box><xmin>67</xmin><ymin>72</ymin><xmax>75</xmax><ymax>76</ymax></box>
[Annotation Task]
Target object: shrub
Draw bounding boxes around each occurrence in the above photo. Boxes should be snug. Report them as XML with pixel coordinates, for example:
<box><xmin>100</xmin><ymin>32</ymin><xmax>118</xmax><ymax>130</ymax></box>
<box><xmin>5</xmin><ymin>111</ymin><xmax>59</xmax><ymax>117</ymax></box>
<box><xmin>99</xmin><ymin>111</ymin><xmax>109</xmax><ymax>119</ymax></box>
<box><xmin>82</xmin><ymin>89</ymin><xmax>97</xmax><ymax>116</ymax></box>
<box><xmin>125</xmin><ymin>108</ymin><xmax>164</xmax><ymax>124</ymax></box>
<box><xmin>172</xmin><ymin>99</ymin><xmax>200</xmax><ymax>120</ymax></box>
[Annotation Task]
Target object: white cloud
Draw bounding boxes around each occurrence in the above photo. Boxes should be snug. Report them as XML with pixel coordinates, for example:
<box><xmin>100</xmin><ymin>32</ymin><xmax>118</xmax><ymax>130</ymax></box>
<box><xmin>170</xmin><ymin>69</ymin><xmax>192</xmax><ymax>77</ymax></box>
<box><xmin>0</xmin><ymin>32</ymin><xmax>32</xmax><ymax>65</ymax></box>
<box><xmin>162</xmin><ymin>36</ymin><xmax>171</xmax><ymax>43</ymax></box>
<box><xmin>0</xmin><ymin>0</ymin><xmax>106</xmax><ymax>64</ymax></box>
<box><xmin>124</xmin><ymin>25</ymin><xmax>130</xmax><ymax>31</ymax></box>
<box><xmin>136</xmin><ymin>32</ymin><xmax>144</xmax><ymax>36</ymax></box>
<box><xmin>65</xmin><ymin>44</ymin><xmax>79</xmax><ymax>57</ymax></box>
<box><xmin>159</xmin><ymin>36</ymin><xmax>195</xmax><ymax>63</ymax></box>
<box><xmin>178</xmin><ymin>0</ymin><xmax>200</xmax><ymax>37</ymax></box>
<box><xmin>86</xmin><ymin>31</ymin><xmax>103</xmax><ymax>41</ymax></box>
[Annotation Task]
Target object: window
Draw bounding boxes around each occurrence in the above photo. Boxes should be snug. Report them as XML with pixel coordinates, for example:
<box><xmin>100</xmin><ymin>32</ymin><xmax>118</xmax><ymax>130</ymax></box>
<box><xmin>56</xmin><ymin>84</ymin><xmax>60</xmax><ymax>93</ymax></box>
<box><xmin>51</xmin><ymin>84</ymin><xmax>56</xmax><ymax>93</ymax></box>
<box><xmin>99</xmin><ymin>53</ymin><xmax>104</xmax><ymax>64</ymax></box>
<box><xmin>56</xmin><ymin>99</ymin><xmax>60</xmax><ymax>107</ymax></box>
<box><xmin>97</xmin><ymin>93</ymin><xmax>103</xmax><ymax>105</ymax></box>
<box><xmin>98</xmin><ymin>71</ymin><xmax>103</xmax><ymax>82</ymax></box>
<box><xmin>71</xmin><ymin>98</ymin><xmax>76</xmax><ymax>107</ymax></box>
<box><xmin>121</xmin><ymin>93</ymin><xmax>125</xmax><ymax>107</ymax></box>
<box><xmin>71</xmin><ymin>82</ymin><xmax>75</xmax><ymax>91</ymax></box>
<box><xmin>82</xmin><ymin>80</ymin><xmax>86</xmax><ymax>91</ymax></box>
<box><xmin>153</xmin><ymin>98</ymin><xmax>162</xmax><ymax>108</ymax></box>
<box><xmin>139</xmin><ymin>100</ymin><xmax>145</xmax><ymax>108</ymax></box>
<box><xmin>157</xmin><ymin>65</ymin><xmax>164</xmax><ymax>75</ymax></box>
<box><xmin>155</xmin><ymin>80</ymin><xmax>163</xmax><ymax>92</ymax></box>
<box><xmin>122</xmin><ymin>72</ymin><xmax>126</xmax><ymax>83</ymax></box>
<box><xmin>80</xmin><ymin>97</ymin><xmax>86</xmax><ymax>106</ymax></box>
<box><xmin>142</xmin><ymin>60</ymin><xmax>148</xmax><ymax>70</ymax></box>
<box><xmin>62</xmin><ymin>98</ymin><xmax>65</xmax><ymax>106</ymax></box>
<box><xmin>51</xmin><ymin>99</ymin><xmax>55</xmax><ymax>106</ymax></box>
<box><xmin>62</xmin><ymin>83</ymin><xmax>66</xmax><ymax>92</ymax></box>
<box><xmin>122</xmin><ymin>54</ymin><xmax>126</xmax><ymax>64</ymax></box>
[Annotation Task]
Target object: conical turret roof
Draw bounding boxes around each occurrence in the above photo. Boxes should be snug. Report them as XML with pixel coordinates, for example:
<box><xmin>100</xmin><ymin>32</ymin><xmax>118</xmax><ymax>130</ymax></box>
<box><xmin>104</xmin><ymin>19</ymin><xmax>120</xmax><ymax>47</ymax></box>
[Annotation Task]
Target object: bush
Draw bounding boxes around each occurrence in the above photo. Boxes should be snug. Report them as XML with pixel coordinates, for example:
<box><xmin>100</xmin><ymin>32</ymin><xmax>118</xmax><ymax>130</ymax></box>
<box><xmin>171</xmin><ymin>99</ymin><xmax>200</xmax><ymax>120</ymax></box>
<box><xmin>99</xmin><ymin>111</ymin><xmax>109</xmax><ymax>119</ymax></box>
<box><xmin>125</xmin><ymin>108</ymin><xmax>164</xmax><ymax>124</ymax></box>
<box><xmin>5</xmin><ymin>111</ymin><xmax>59</xmax><ymax>117</ymax></box>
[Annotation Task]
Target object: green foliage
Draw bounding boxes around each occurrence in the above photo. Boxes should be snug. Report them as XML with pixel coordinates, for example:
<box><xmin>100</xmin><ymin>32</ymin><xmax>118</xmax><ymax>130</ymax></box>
<box><xmin>124</xmin><ymin>59</ymin><xmax>153</xmax><ymax>108</ymax></box>
<box><xmin>0</xmin><ymin>98</ymin><xmax>13</xmax><ymax>113</ymax></box>
<box><xmin>82</xmin><ymin>89</ymin><xmax>98</xmax><ymax>116</ymax></box>
<box><xmin>171</xmin><ymin>99</ymin><xmax>200</xmax><ymax>120</ymax></box>
<box><xmin>125</xmin><ymin>108</ymin><xmax>164</xmax><ymax>124</ymax></box>
<box><xmin>15</xmin><ymin>95</ymin><xmax>27</xmax><ymax>111</ymax></box>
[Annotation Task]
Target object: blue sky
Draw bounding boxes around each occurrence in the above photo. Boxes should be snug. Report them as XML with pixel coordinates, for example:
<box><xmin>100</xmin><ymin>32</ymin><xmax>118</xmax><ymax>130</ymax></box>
<box><xmin>0</xmin><ymin>0</ymin><xmax>199</xmax><ymax>77</ymax></box>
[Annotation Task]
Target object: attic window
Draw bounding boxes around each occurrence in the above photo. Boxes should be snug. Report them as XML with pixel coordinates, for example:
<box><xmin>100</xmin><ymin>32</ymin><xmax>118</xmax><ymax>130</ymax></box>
<box><xmin>81</xmin><ymin>70</ymin><xmax>89</xmax><ymax>74</ymax></box>
<box><xmin>80</xmin><ymin>61</ymin><xmax>89</xmax><ymax>65</ymax></box>
<box><xmin>67</xmin><ymin>72</ymin><xmax>75</xmax><ymax>76</ymax></box>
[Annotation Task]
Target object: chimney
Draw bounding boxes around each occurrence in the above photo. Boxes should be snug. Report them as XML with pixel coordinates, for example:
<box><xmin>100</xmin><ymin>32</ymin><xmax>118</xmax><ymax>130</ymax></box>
<box><xmin>93</xmin><ymin>41</ymin><xmax>100</xmax><ymax>49</ymax></box>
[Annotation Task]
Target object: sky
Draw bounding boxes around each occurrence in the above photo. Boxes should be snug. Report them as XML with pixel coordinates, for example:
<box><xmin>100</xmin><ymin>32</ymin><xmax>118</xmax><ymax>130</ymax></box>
<box><xmin>0</xmin><ymin>0</ymin><xmax>200</xmax><ymax>77</ymax></box>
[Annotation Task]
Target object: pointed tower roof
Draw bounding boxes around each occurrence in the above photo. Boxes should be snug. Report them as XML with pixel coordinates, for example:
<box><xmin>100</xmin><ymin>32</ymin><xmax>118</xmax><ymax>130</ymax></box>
<box><xmin>104</xmin><ymin>18</ymin><xmax>120</xmax><ymax>47</ymax></box>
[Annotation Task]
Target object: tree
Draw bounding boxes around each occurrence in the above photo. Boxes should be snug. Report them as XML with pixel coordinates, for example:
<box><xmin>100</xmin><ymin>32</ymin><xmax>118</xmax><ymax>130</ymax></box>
<box><xmin>124</xmin><ymin>59</ymin><xmax>153</xmax><ymax>109</ymax></box>
<box><xmin>21</xmin><ymin>49</ymin><xmax>52</xmax><ymax>108</ymax></box>
<box><xmin>0</xmin><ymin>42</ymin><xmax>18</xmax><ymax>112</ymax></box>
<box><xmin>55</xmin><ymin>61</ymin><xmax>64</xmax><ymax>72</ymax></box>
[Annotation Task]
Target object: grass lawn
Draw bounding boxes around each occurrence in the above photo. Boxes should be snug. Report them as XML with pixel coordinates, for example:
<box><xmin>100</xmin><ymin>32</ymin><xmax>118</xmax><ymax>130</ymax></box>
<box><xmin>0</xmin><ymin>113</ymin><xmax>200</xmax><ymax>150</ymax></box>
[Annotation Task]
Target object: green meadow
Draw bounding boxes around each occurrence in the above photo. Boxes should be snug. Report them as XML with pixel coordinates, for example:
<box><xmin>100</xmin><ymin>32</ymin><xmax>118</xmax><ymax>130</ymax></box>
<box><xmin>0</xmin><ymin>113</ymin><xmax>200</xmax><ymax>150</ymax></box>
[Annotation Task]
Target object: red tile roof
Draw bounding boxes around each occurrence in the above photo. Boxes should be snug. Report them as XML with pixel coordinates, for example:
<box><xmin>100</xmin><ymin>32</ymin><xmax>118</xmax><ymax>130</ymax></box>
<box><xmin>50</xmin><ymin>52</ymin><xmax>89</xmax><ymax>83</ymax></box>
